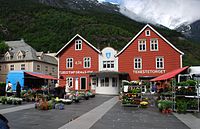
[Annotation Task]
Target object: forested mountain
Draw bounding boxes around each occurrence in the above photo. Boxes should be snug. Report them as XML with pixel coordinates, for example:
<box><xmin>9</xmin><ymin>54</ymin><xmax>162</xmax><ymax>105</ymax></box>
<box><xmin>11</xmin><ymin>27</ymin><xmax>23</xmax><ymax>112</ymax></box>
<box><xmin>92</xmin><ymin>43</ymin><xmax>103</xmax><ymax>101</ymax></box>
<box><xmin>0</xmin><ymin>0</ymin><xmax>200</xmax><ymax>66</ymax></box>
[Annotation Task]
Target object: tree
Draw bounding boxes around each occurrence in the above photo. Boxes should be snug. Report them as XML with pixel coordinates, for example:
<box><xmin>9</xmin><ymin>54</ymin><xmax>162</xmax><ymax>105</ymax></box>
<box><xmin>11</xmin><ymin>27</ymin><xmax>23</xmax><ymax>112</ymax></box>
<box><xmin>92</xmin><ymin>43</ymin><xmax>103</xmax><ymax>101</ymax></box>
<box><xmin>0</xmin><ymin>41</ymin><xmax>9</xmax><ymax>54</ymax></box>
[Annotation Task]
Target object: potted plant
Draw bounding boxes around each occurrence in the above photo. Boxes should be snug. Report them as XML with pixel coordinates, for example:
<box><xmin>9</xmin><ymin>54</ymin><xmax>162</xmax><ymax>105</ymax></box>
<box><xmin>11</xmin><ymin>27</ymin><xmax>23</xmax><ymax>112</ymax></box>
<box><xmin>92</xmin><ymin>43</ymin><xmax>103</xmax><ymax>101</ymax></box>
<box><xmin>1</xmin><ymin>96</ymin><xmax>7</xmax><ymax>104</ymax></box>
<box><xmin>140</xmin><ymin>101</ymin><xmax>148</xmax><ymax>108</ymax></box>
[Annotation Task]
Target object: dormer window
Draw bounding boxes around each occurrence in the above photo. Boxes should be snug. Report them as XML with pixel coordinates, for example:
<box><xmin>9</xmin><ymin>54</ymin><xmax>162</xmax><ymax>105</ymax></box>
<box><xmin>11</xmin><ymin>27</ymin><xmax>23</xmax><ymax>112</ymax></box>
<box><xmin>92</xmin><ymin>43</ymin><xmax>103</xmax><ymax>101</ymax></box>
<box><xmin>5</xmin><ymin>52</ymin><xmax>11</xmax><ymax>61</ymax></box>
<box><xmin>145</xmin><ymin>30</ymin><xmax>151</xmax><ymax>36</ymax></box>
<box><xmin>75</xmin><ymin>39</ymin><xmax>82</xmax><ymax>50</ymax></box>
<box><xmin>17</xmin><ymin>50</ymin><xmax>25</xmax><ymax>60</ymax></box>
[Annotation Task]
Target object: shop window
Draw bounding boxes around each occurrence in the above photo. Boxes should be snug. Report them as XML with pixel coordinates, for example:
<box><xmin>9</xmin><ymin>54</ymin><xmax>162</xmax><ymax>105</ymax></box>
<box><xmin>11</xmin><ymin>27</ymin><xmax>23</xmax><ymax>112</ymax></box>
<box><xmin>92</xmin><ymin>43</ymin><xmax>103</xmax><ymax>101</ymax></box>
<box><xmin>112</xmin><ymin>77</ymin><xmax>117</xmax><ymax>87</ymax></box>
<box><xmin>138</xmin><ymin>39</ymin><xmax>146</xmax><ymax>51</ymax></box>
<box><xmin>37</xmin><ymin>65</ymin><xmax>41</xmax><ymax>71</ymax></box>
<box><xmin>100</xmin><ymin>78</ymin><xmax>105</xmax><ymax>87</ymax></box>
<box><xmin>66</xmin><ymin>77</ymin><xmax>73</xmax><ymax>88</ymax></box>
<box><xmin>105</xmin><ymin>77</ymin><xmax>109</xmax><ymax>87</ymax></box>
<box><xmin>10</xmin><ymin>64</ymin><xmax>14</xmax><ymax>71</ymax></box>
<box><xmin>150</xmin><ymin>39</ymin><xmax>158</xmax><ymax>51</ymax></box>
<box><xmin>21</xmin><ymin>64</ymin><xmax>25</xmax><ymax>70</ymax></box>
<box><xmin>100</xmin><ymin>77</ymin><xmax>109</xmax><ymax>87</ymax></box>
<box><xmin>75</xmin><ymin>39</ymin><xmax>82</xmax><ymax>50</ymax></box>
<box><xmin>145</xmin><ymin>30</ymin><xmax>151</xmax><ymax>36</ymax></box>
<box><xmin>103</xmin><ymin>61</ymin><xmax>114</xmax><ymax>69</ymax></box>
<box><xmin>83</xmin><ymin>57</ymin><xmax>91</xmax><ymax>68</ymax></box>
<box><xmin>156</xmin><ymin>57</ymin><xmax>164</xmax><ymax>69</ymax></box>
<box><xmin>66</xmin><ymin>58</ymin><xmax>73</xmax><ymax>68</ymax></box>
<box><xmin>134</xmin><ymin>58</ymin><xmax>142</xmax><ymax>69</ymax></box>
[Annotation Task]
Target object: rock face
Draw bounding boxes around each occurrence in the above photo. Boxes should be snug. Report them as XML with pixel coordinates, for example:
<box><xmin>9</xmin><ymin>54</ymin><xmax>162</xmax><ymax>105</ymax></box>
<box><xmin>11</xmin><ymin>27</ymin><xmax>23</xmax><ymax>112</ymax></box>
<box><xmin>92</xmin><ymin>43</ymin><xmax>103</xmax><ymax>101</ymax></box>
<box><xmin>176</xmin><ymin>20</ymin><xmax>200</xmax><ymax>43</ymax></box>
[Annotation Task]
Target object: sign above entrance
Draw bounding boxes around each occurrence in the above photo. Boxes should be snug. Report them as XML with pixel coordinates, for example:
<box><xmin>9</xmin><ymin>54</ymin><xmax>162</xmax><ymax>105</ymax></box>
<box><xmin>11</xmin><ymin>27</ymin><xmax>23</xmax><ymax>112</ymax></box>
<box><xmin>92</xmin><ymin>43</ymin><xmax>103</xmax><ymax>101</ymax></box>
<box><xmin>106</xmin><ymin>52</ymin><xmax>111</xmax><ymax>59</ymax></box>
<box><xmin>60</xmin><ymin>70</ymin><xmax>93</xmax><ymax>75</ymax></box>
<box><xmin>133</xmin><ymin>70</ymin><xmax>166</xmax><ymax>74</ymax></box>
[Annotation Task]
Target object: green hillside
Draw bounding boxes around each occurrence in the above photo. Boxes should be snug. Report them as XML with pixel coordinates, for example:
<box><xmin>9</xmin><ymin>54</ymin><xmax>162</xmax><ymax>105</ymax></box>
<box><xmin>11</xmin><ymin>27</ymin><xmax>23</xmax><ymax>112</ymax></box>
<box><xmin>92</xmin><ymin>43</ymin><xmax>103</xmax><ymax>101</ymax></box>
<box><xmin>0</xmin><ymin>0</ymin><xmax>200</xmax><ymax>66</ymax></box>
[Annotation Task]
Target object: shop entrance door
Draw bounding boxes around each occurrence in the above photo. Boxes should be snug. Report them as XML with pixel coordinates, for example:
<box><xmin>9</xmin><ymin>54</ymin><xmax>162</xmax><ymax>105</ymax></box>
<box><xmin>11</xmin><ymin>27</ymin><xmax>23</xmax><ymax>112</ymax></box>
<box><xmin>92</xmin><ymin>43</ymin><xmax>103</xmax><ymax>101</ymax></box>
<box><xmin>81</xmin><ymin>77</ymin><xmax>86</xmax><ymax>90</ymax></box>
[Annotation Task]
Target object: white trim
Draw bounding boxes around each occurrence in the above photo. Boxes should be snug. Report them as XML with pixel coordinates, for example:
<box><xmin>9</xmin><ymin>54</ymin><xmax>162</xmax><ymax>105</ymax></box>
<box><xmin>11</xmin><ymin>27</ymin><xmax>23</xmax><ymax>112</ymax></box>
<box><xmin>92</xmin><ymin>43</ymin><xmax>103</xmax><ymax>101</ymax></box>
<box><xmin>10</xmin><ymin>64</ymin><xmax>15</xmax><ymax>71</ymax></box>
<box><xmin>134</xmin><ymin>57</ymin><xmax>142</xmax><ymax>69</ymax></box>
<box><xmin>150</xmin><ymin>38</ymin><xmax>159</xmax><ymax>51</ymax></box>
<box><xmin>156</xmin><ymin>56</ymin><xmax>164</xmax><ymax>69</ymax></box>
<box><xmin>57</xmin><ymin>56</ymin><xmax>60</xmax><ymax>84</ymax></box>
<box><xmin>138</xmin><ymin>39</ymin><xmax>146</xmax><ymax>52</ymax></box>
<box><xmin>83</xmin><ymin>57</ymin><xmax>91</xmax><ymax>68</ymax></box>
<box><xmin>56</xmin><ymin>34</ymin><xmax>101</xmax><ymax>56</ymax></box>
<box><xmin>145</xmin><ymin>30</ymin><xmax>151</xmax><ymax>36</ymax></box>
<box><xmin>66</xmin><ymin>77</ymin><xmax>73</xmax><ymax>88</ymax></box>
<box><xmin>180</xmin><ymin>55</ymin><xmax>183</xmax><ymax>68</ymax></box>
<box><xmin>66</xmin><ymin>58</ymin><xmax>73</xmax><ymax>69</ymax></box>
<box><xmin>75</xmin><ymin>39</ymin><xmax>82</xmax><ymax>51</ymax></box>
<box><xmin>80</xmin><ymin>77</ymin><xmax>87</xmax><ymax>90</ymax></box>
<box><xmin>20</xmin><ymin>64</ymin><xmax>25</xmax><ymax>70</ymax></box>
<box><xmin>116</xmin><ymin>24</ymin><xmax>184</xmax><ymax>57</ymax></box>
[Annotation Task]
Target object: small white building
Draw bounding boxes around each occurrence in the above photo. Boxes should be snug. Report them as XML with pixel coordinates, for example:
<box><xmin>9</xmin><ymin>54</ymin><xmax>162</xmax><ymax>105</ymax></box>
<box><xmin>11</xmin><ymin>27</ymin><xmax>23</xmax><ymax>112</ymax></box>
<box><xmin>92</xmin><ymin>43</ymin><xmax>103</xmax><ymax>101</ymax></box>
<box><xmin>89</xmin><ymin>47</ymin><xmax>128</xmax><ymax>95</ymax></box>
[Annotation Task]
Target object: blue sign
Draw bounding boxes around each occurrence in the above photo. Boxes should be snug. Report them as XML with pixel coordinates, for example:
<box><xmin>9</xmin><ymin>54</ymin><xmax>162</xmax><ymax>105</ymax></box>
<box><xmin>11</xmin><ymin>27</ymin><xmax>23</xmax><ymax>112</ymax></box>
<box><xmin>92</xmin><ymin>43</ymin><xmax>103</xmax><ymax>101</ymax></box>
<box><xmin>106</xmin><ymin>52</ymin><xmax>111</xmax><ymax>59</ymax></box>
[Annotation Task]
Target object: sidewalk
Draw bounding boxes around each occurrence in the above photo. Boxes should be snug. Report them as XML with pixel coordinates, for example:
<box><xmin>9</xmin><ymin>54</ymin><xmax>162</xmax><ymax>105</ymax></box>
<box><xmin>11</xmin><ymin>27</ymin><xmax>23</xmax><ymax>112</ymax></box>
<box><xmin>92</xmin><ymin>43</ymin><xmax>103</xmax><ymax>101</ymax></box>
<box><xmin>59</xmin><ymin>96</ymin><xmax>118</xmax><ymax>129</ymax></box>
<box><xmin>173</xmin><ymin>113</ymin><xmax>200</xmax><ymax>129</ymax></box>
<box><xmin>0</xmin><ymin>104</ymin><xmax>35</xmax><ymax>114</ymax></box>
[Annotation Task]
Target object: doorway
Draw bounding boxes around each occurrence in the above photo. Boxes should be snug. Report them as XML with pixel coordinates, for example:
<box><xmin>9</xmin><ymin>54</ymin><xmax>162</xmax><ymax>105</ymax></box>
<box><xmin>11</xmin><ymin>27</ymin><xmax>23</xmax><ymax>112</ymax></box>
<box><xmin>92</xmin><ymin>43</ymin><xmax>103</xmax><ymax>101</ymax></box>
<box><xmin>81</xmin><ymin>77</ymin><xmax>86</xmax><ymax>90</ymax></box>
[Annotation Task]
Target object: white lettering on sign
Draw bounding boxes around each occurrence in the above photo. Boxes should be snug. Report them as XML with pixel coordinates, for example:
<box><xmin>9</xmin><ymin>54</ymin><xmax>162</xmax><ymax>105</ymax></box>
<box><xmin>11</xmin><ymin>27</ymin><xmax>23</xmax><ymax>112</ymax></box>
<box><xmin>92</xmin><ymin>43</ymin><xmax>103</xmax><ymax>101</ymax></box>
<box><xmin>133</xmin><ymin>70</ymin><xmax>166</xmax><ymax>74</ymax></box>
<box><xmin>60</xmin><ymin>70</ymin><xmax>93</xmax><ymax>75</ymax></box>
<box><xmin>75</xmin><ymin>61</ymin><xmax>82</xmax><ymax>65</ymax></box>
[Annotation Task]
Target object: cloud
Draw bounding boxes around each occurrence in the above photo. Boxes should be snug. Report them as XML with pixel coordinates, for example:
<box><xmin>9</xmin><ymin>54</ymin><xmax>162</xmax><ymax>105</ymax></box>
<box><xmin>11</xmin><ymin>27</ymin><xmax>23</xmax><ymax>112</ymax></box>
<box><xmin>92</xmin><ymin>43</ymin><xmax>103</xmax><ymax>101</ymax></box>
<box><xmin>119</xmin><ymin>0</ymin><xmax>200</xmax><ymax>29</ymax></box>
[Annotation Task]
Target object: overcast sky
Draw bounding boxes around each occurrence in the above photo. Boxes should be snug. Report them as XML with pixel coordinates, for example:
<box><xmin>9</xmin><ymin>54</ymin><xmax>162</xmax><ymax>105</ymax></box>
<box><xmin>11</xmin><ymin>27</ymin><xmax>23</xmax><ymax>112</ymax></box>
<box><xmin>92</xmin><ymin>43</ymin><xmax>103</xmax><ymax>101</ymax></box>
<box><xmin>98</xmin><ymin>0</ymin><xmax>200</xmax><ymax>29</ymax></box>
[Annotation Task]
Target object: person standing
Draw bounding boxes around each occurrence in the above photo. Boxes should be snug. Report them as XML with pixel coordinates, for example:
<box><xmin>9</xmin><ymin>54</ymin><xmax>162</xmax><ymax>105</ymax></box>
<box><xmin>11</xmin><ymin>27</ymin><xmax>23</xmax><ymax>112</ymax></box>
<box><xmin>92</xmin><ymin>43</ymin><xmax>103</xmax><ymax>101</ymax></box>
<box><xmin>16</xmin><ymin>81</ymin><xmax>21</xmax><ymax>98</ymax></box>
<box><xmin>5</xmin><ymin>81</ymin><xmax>12</xmax><ymax>96</ymax></box>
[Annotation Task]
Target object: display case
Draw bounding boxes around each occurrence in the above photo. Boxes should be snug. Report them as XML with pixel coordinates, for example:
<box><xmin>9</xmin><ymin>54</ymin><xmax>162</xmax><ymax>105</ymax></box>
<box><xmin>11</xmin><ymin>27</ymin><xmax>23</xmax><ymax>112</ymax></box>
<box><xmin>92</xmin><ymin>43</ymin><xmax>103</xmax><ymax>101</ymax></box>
<box><xmin>172</xmin><ymin>79</ymin><xmax>199</xmax><ymax>113</ymax></box>
<box><xmin>121</xmin><ymin>80</ymin><xmax>142</xmax><ymax>107</ymax></box>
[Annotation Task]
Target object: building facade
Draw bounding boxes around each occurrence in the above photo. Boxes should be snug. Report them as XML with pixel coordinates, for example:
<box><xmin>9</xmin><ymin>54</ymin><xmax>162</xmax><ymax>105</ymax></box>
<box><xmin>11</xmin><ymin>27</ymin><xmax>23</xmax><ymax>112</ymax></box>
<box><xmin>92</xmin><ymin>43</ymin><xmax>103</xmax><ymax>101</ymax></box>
<box><xmin>56</xmin><ymin>34</ymin><xmax>100</xmax><ymax>91</ymax></box>
<box><xmin>0</xmin><ymin>40</ymin><xmax>58</xmax><ymax>82</ymax></box>
<box><xmin>57</xmin><ymin>24</ymin><xmax>184</xmax><ymax>94</ymax></box>
<box><xmin>117</xmin><ymin>24</ymin><xmax>184</xmax><ymax>81</ymax></box>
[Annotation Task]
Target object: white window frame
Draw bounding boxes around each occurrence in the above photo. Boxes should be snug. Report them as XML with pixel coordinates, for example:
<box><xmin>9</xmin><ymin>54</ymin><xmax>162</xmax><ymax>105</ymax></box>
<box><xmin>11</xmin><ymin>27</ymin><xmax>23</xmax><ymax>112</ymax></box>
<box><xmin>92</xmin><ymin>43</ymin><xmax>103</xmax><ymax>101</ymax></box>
<box><xmin>150</xmin><ymin>39</ymin><xmax>159</xmax><ymax>51</ymax></box>
<box><xmin>103</xmin><ymin>61</ymin><xmax>114</xmax><ymax>69</ymax></box>
<box><xmin>75</xmin><ymin>39</ymin><xmax>82</xmax><ymax>50</ymax></box>
<box><xmin>138</xmin><ymin>39</ymin><xmax>146</xmax><ymax>51</ymax></box>
<box><xmin>36</xmin><ymin>64</ymin><xmax>41</xmax><ymax>71</ymax></box>
<box><xmin>45</xmin><ymin>66</ymin><xmax>48</xmax><ymax>72</ymax></box>
<box><xmin>112</xmin><ymin>77</ymin><xmax>117</xmax><ymax>87</ymax></box>
<box><xmin>156</xmin><ymin>57</ymin><xmax>164</xmax><ymax>69</ymax></box>
<box><xmin>21</xmin><ymin>64</ymin><xmax>25</xmax><ymax>70</ymax></box>
<box><xmin>134</xmin><ymin>58</ymin><xmax>142</xmax><ymax>69</ymax></box>
<box><xmin>52</xmin><ymin>67</ymin><xmax>55</xmax><ymax>73</ymax></box>
<box><xmin>66</xmin><ymin>58</ymin><xmax>73</xmax><ymax>69</ymax></box>
<box><xmin>10</xmin><ymin>64</ymin><xmax>14</xmax><ymax>71</ymax></box>
<box><xmin>145</xmin><ymin>30</ymin><xmax>151</xmax><ymax>36</ymax></box>
<box><xmin>66</xmin><ymin>77</ymin><xmax>73</xmax><ymax>88</ymax></box>
<box><xmin>83</xmin><ymin>57</ymin><xmax>91</xmax><ymax>68</ymax></box>
<box><xmin>100</xmin><ymin>77</ymin><xmax>109</xmax><ymax>87</ymax></box>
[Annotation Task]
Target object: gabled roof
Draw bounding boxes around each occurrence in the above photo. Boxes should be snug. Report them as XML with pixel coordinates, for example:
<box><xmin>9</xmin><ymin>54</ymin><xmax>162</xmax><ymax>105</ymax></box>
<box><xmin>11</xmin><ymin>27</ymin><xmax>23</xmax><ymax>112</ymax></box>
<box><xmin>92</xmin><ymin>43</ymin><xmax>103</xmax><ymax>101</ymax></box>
<box><xmin>56</xmin><ymin>34</ymin><xmax>101</xmax><ymax>57</ymax></box>
<box><xmin>116</xmin><ymin>24</ymin><xmax>184</xmax><ymax>57</ymax></box>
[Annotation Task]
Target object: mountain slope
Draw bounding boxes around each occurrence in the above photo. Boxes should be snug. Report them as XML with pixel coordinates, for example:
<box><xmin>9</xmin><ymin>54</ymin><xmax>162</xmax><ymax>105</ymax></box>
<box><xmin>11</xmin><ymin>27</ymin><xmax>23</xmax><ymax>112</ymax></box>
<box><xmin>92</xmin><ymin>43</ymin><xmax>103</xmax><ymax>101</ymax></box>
<box><xmin>0</xmin><ymin>0</ymin><xmax>200</xmax><ymax>66</ymax></box>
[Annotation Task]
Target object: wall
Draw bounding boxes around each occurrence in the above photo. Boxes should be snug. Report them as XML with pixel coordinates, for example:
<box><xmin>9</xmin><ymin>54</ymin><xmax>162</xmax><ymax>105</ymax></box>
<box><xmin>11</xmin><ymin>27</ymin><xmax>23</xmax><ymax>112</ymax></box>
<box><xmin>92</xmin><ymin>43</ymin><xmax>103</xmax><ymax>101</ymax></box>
<box><xmin>118</xmin><ymin>27</ymin><xmax>181</xmax><ymax>81</ymax></box>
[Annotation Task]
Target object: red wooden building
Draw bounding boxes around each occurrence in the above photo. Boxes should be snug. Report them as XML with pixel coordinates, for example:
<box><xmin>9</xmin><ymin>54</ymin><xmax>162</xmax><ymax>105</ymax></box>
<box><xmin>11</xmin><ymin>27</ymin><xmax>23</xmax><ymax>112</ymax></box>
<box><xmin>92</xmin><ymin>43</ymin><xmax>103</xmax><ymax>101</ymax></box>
<box><xmin>56</xmin><ymin>24</ymin><xmax>184</xmax><ymax>94</ymax></box>
<box><xmin>116</xmin><ymin>24</ymin><xmax>184</xmax><ymax>81</ymax></box>
<box><xmin>56</xmin><ymin>34</ymin><xmax>101</xmax><ymax>90</ymax></box>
